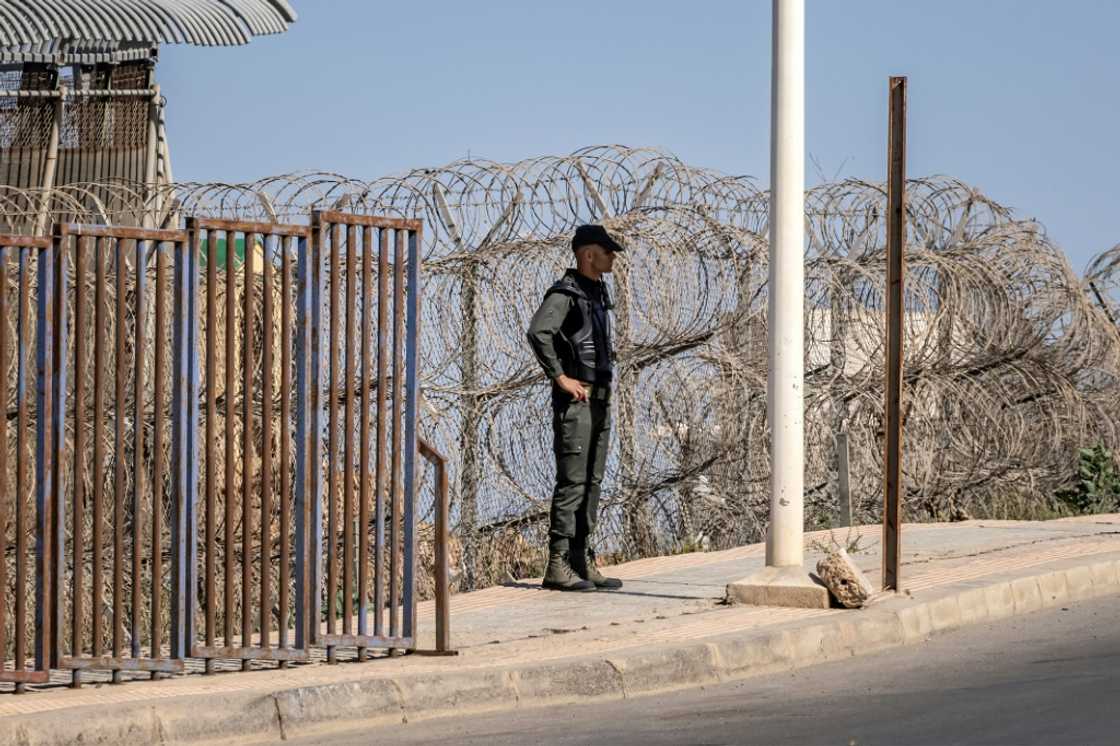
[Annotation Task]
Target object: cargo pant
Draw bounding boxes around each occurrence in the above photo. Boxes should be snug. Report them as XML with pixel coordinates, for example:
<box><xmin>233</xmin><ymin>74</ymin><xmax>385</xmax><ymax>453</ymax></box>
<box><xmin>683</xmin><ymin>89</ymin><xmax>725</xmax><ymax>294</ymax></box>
<box><xmin>549</xmin><ymin>384</ymin><xmax>611</xmax><ymax>541</ymax></box>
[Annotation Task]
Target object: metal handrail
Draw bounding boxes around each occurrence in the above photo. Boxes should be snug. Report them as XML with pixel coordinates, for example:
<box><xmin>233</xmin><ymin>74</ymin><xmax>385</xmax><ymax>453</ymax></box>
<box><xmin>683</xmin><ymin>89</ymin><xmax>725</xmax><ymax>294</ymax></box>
<box><xmin>418</xmin><ymin>438</ymin><xmax>454</xmax><ymax>654</ymax></box>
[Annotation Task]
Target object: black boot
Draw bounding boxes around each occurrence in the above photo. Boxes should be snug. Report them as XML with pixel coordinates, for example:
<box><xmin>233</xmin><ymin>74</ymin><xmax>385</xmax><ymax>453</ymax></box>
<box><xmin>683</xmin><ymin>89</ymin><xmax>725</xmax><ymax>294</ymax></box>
<box><xmin>541</xmin><ymin>536</ymin><xmax>595</xmax><ymax>592</ymax></box>
<box><xmin>570</xmin><ymin>536</ymin><xmax>623</xmax><ymax>590</ymax></box>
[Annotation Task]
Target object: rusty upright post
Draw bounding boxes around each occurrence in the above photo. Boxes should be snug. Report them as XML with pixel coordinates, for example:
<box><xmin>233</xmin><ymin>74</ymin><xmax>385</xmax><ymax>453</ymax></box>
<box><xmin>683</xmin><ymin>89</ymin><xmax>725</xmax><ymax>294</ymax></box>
<box><xmin>882</xmin><ymin>75</ymin><xmax>907</xmax><ymax>592</ymax></box>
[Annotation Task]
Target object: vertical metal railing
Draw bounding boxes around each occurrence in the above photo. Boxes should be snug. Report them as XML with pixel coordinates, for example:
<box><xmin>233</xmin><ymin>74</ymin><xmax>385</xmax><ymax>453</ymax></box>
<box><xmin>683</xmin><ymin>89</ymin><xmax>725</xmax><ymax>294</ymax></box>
<box><xmin>310</xmin><ymin>210</ymin><xmax>422</xmax><ymax>660</ymax></box>
<box><xmin>418</xmin><ymin>438</ymin><xmax>452</xmax><ymax>654</ymax></box>
<box><xmin>187</xmin><ymin>218</ymin><xmax>311</xmax><ymax>669</ymax></box>
<box><xmin>2</xmin><ymin>210</ymin><xmax>447</xmax><ymax>693</ymax></box>
<box><xmin>0</xmin><ymin>234</ymin><xmax>53</xmax><ymax>690</ymax></box>
<box><xmin>51</xmin><ymin>224</ymin><xmax>191</xmax><ymax>686</ymax></box>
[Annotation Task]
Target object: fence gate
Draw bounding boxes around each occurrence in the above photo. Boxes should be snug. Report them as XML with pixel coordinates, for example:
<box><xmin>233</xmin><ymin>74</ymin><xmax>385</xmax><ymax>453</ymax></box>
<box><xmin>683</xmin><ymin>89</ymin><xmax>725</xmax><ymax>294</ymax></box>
<box><xmin>2</xmin><ymin>209</ymin><xmax>442</xmax><ymax>693</ymax></box>
<box><xmin>0</xmin><ymin>234</ymin><xmax>52</xmax><ymax>690</ymax></box>
<box><xmin>188</xmin><ymin>218</ymin><xmax>312</xmax><ymax>670</ymax></box>
<box><xmin>50</xmin><ymin>224</ymin><xmax>193</xmax><ymax>686</ymax></box>
<box><xmin>308</xmin><ymin>210</ymin><xmax>422</xmax><ymax>660</ymax></box>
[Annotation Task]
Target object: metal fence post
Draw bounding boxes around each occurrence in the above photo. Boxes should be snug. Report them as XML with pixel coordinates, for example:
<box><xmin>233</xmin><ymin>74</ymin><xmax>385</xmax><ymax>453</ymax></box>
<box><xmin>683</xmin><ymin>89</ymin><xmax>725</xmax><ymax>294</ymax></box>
<box><xmin>295</xmin><ymin>223</ymin><xmax>324</xmax><ymax>648</ymax></box>
<box><xmin>35</xmin><ymin>229</ymin><xmax>57</xmax><ymax>670</ymax></box>
<box><xmin>836</xmin><ymin>430</ymin><xmax>851</xmax><ymax>528</ymax></box>
<box><xmin>50</xmin><ymin>226</ymin><xmax>67</xmax><ymax>668</ymax></box>
<box><xmin>883</xmin><ymin>76</ymin><xmax>907</xmax><ymax>591</ymax></box>
<box><xmin>171</xmin><ymin>230</ymin><xmax>198</xmax><ymax>658</ymax></box>
<box><xmin>402</xmin><ymin>227</ymin><xmax>421</xmax><ymax>640</ymax></box>
<box><xmin>187</xmin><ymin>225</ymin><xmax>201</xmax><ymax>652</ymax></box>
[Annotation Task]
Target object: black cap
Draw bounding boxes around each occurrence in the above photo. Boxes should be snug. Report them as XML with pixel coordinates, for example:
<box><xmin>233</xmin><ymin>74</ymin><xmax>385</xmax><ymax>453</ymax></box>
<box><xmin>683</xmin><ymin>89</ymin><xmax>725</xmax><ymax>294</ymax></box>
<box><xmin>571</xmin><ymin>224</ymin><xmax>624</xmax><ymax>253</ymax></box>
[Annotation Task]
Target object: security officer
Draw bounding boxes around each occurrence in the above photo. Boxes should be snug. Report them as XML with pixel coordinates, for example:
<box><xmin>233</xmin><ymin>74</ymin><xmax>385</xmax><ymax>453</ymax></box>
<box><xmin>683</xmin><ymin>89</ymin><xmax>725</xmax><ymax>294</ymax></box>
<box><xmin>526</xmin><ymin>224</ymin><xmax>624</xmax><ymax>592</ymax></box>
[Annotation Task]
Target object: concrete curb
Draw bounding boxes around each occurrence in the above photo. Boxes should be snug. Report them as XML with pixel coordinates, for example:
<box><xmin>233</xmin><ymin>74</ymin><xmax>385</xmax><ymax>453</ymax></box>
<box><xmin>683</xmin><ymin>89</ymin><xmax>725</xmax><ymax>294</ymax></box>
<box><xmin>5</xmin><ymin>555</ymin><xmax>1120</xmax><ymax>745</ymax></box>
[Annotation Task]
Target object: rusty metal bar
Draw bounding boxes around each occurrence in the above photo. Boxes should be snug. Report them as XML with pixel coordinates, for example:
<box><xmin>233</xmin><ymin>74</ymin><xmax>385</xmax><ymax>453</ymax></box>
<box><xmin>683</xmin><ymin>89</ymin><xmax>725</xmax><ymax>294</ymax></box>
<box><xmin>170</xmin><ymin>227</ymin><xmax>195</xmax><ymax>659</ymax></box>
<box><xmin>357</xmin><ymin>226</ymin><xmax>372</xmax><ymax>641</ymax></box>
<box><xmin>883</xmin><ymin>75</ymin><xmax>907</xmax><ymax>592</ymax></box>
<box><xmin>49</xmin><ymin>225</ymin><xmax>187</xmax><ymax>242</ymax></box>
<box><xmin>418</xmin><ymin>439</ymin><xmax>452</xmax><ymax>654</ymax></box>
<box><xmin>1</xmin><ymin>236</ymin><xmax>55</xmax><ymax>687</ymax></box>
<box><xmin>0</xmin><ymin>234</ymin><xmax>51</xmax><ymax>248</ymax></box>
<box><xmin>186</xmin><ymin>230</ymin><xmax>202</xmax><ymax>657</ymax></box>
<box><xmin>92</xmin><ymin>237</ymin><xmax>106</xmax><ymax>658</ymax></box>
<box><xmin>325</xmin><ymin>220</ymin><xmax>340</xmax><ymax>657</ymax></box>
<box><xmin>389</xmin><ymin>229</ymin><xmax>404</xmax><ymax>643</ymax></box>
<box><xmin>261</xmin><ymin>234</ymin><xmax>275</xmax><ymax>650</ymax></box>
<box><xmin>318</xmin><ymin>633</ymin><xmax>413</xmax><ymax>649</ymax></box>
<box><xmin>49</xmin><ymin>226</ymin><xmax>67</xmax><ymax>669</ymax></box>
<box><xmin>60</xmin><ymin>656</ymin><xmax>183</xmax><ymax>673</ymax></box>
<box><xmin>224</xmin><ymin>229</ymin><xmax>235</xmax><ymax>653</ymax></box>
<box><xmin>131</xmin><ymin>238</ymin><xmax>146</xmax><ymax>660</ymax></box>
<box><xmin>191</xmin><ymin>645</ymin><xmax>309</xmax><ymax>662</ymax></box>
<box><xmin>202</xmin><ymin>222</ymin><xmax>217</xmax><ymax>672</ymax></box>
<box><xmin>279</xmin><ymin>234</ymin><xmax>293</xmax><ymax>660</ymax></box>
<box><xmin>72</xmin><ymin>234</ymin><xmax>89</xmax><ymax>683</ymax></box>
<box><xmin>342</xmin><ymin>224</ymin><xmax>357</xmax><ymax>638</ymax></box>
<box><xmin>402</xmin><ymin>228</ymin><xmax>421</xmax><ymax>640</ymax></box>
<box><xmin>152</xmin><ymin>237</ymin><xmax>168</xmax><ymax>673</ymax></box>
<box><xmin>112</xmin><ymin>237</ymin><xmax>126</xmax><ymax>674</ymax></box>
<box><xmin>242</xmin><ymin>231</ymin><xmax>255</xmax><ymax>665</ymax></box>
<box><xmin>16</xmin><ymin>242</ymin><xmax>34</xmax><ymax>683</ymax></box>
<box><xmin>374</xmin><ymin>228</ymin><xmax>388</xmax><ymax>639</ymax></box>
<box><xmin>316</xmin><ymin>211</ymin><xmax>421</xmax><ymax>232</ymax></box>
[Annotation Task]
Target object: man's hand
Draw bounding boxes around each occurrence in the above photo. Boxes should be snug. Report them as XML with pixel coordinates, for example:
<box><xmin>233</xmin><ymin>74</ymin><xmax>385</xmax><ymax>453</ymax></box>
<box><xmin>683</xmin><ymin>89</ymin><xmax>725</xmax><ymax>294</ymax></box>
<box><xmin>555</xmin><ymin>374</ymin><xmax>589</xmax><ymax>402</ymax></box>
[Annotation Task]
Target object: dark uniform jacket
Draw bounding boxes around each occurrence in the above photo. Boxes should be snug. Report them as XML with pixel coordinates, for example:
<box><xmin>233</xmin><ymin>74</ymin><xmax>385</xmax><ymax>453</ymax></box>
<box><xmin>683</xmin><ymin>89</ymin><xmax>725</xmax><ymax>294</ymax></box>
<box><xmin>526</xmin><ymin>269</ymin><xmax>613</xmax><ymax>385</ymax></box>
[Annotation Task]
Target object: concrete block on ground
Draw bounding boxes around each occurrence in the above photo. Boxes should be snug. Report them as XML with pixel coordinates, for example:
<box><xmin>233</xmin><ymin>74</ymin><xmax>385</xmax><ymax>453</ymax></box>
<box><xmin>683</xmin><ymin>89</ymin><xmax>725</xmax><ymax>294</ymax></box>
<box><xmin>781</xmin><ymin>622</ymin><xmax>857</xmax><ymax>664</ymax></box>
<box><xmin>725</xmin><ymin>565</ymin><xmax>830</xmax><ymax>608</ymax></box>
<box><xmin>157</xmin><ymin>692</ymin><xmax>279</xmax><ymax>744</ymax></box>
<box><xmin>983</xmin><ymin>583</ymin><xmax>1016</xmax><ymax>619</ymax></box>
<box><xmin>513</xmin><ymin>658</ymin><xmax>624</xmax><ymax>704</ymax></box>
<box><xmin>928</xmin><ymin>595</ymin><xmax>963</xmax><ymax>631</ymax></box>
<box><xmin>272</xmin><ymin>677</ymin><xmax>403</xmax><ymax>736</ymax></box>
<box><xmin>816</xmin><ymin>549</ymin><xmax>875</xmax><ymax>608</ymax></box>
<box><xmin>848</xmin><ymin>612</ymin><xmax>906</xmax><ymax>652</ymax></box>
<box><xmin>1037</xmin><ymin>571</ymin><xmax>1069</xmax><ymax>606</ymax></box>
<box><xmin>396</xmin><ymin>669</ymin><xmax>517</xmax><ymax>722</ymax></box>
<box><xmin>608</xmin><ymin>643</ymin><xmax>721</xmax><ymax>695</ymax></box>
<box><xmin>1011</xmin><ymin>576</ymin><xmax>1043</xmax><ymax>613</ymax></box>
<box><xmin>1063</xmin><ymin>565</ymin><xmax>1094</xmax><ymax>600</ymax></box>
<box><xmin>711</xmin><ymin>630</ymin><xmax>796</xmax><ymax>677</ymax></box>
<box><xmin>0</xmin><ymin>702</ymin><xmax>164</xmax><ymax>746</ymax></box>
<box><xmin>957</xmin><ymin>587</ymin><xmax>991</xmax><ymax>624</ymax></box>
<box><xmin>895</xmin><ymin>603</ymin><xmax>933</xmax><ymax>643</ymax></box>
<box><xmin>1088</xmin><ymin>560</ymin><xmax>1119</xmax><ymax>595</ymax></box>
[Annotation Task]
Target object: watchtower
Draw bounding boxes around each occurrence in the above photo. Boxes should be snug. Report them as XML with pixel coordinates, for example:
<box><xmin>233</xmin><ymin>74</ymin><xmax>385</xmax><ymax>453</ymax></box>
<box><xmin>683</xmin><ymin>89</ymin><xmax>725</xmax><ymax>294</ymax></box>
<box><xmin>0</xmin><ymin>0</ymin><xmax>296</xmax><ymax>230</ymax></box>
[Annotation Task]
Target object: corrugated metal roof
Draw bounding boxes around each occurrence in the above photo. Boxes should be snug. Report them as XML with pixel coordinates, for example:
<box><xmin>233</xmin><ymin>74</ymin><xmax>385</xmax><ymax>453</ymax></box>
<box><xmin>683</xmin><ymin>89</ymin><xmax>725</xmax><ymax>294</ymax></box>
<box><xmin>0</xmin><ymin>0</ymin><xmax>297</xmax><ymax>48</ymax></box>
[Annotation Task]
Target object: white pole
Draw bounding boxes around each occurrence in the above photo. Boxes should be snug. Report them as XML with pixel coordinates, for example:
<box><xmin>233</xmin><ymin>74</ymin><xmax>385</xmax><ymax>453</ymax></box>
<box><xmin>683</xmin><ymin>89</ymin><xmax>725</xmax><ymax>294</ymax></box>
<box><xmin>766</xmin><ymin>0</ymin><xmax>805</xmax><ymax>567</ymax></box>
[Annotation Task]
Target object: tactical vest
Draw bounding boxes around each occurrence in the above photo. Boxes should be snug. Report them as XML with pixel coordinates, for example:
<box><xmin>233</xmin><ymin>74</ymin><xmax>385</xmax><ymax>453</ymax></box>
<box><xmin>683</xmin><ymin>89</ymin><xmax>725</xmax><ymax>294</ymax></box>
<box><xmin>545</xmin><ymin>272</ymin><xmax>612</xmax><ymax>384</ymax></box>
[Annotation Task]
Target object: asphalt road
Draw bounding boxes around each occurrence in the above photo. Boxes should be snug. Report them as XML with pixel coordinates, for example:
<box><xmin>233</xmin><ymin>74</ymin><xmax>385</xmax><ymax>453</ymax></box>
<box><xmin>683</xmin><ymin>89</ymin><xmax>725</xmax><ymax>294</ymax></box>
<box><xmin>293</xmin><ymin>594</ymin><xmax>1120</xmax><ymax>746</ymax></box>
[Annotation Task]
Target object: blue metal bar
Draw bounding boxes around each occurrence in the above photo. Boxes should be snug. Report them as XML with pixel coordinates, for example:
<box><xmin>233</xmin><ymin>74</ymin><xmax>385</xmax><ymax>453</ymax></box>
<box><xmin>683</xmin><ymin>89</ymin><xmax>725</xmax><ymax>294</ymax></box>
<box><xmin>131</xmin><ymin>239</ymin><xmax>147</xmax><ymax>661</ymax></box>
<box><xmin>34</xmin><ymin>235</ymin><xmax>55</xmax><ymax>671</ymax></box>
<box><xmin>50</xmin><ymin>231</ymin><xmax>68</xmax><ymax>666</ymax></box>
<box><xmin>294</xmin><ymin>228</ymin><xmax>324</xmax><ymax>649</ymax></box>
<box><xmin>309</xmin><ymin>223</ymin><xmax>325</xmax><ymax>645</ymax></box>
<box><xmin>402</xmin><ymin>228</ymin><xmax>421</xmax><ymax>639</ymax></box>
<box><xmin>170</xmin><ymin>236</ymin><xmax>190</xmax><ymax>658</ymax></box>
<box><xmin>186</xmin><ymin>228</ymin><xmax>201</xmax><ymax>652</ymax></box>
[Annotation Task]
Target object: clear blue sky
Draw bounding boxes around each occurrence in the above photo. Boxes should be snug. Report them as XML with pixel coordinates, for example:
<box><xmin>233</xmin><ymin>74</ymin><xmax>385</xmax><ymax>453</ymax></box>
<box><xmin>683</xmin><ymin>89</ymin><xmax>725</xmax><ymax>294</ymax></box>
<box><xmin>160</xmin><ymin>0</ymin><xmax>1119</xmax><ymax>272</ymax></box>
